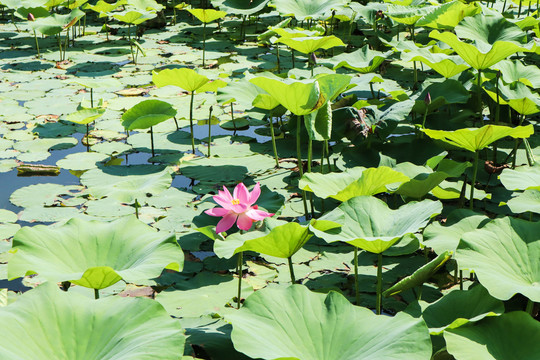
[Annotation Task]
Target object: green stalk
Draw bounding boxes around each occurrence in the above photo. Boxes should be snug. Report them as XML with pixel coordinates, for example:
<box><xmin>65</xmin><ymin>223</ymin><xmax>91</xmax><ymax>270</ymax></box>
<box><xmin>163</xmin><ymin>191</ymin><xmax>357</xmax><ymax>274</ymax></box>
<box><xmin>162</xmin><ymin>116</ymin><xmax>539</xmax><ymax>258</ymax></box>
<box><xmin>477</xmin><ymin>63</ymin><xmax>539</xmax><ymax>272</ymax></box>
<box><xmin>172</xmin><ymin>0</ymin><xmax>177</xmax><ymax>25</ymax></box>
<box><xmin>512</xmin><ymin>114</ymin><xmax>525</xmax><ymax>168</ymax></box>
<box><xmin>354</xmin><ymin>246</ymin><xmax>359</xmax><ymax>305</ymax></box>
<box><xmin>420</xmin><ymin>109</ymin><xmax>428</xmax><ymax>138</ymax></box>
<box><xmin>94</xmin><ymin>289</ymin><xmax>99</xmax><ymax>299</ymax></box>
<box><xmin>376</xmin><ymin>253</ymin><xmax>383</xmax><ymax>315</ymax></box>
<box><xmin>469</xmin><ymin>150</ymin><xmax>479</xmax><ymax>210</ymax></box>
<box><xmin>231</xmin><ymin>103</ymin><xmax>237</xmax><ymax>132</ymax></box>
<box><xmin>276</xmin><ymin>43</ymin><xmax>280</xmax><ymax>72</ymax></box>
<box><xmin>288</xmin><ymin>256</ymin><xmax>296</xmax><ymax>283</ymax></box>
<box><xmin>519</xmin><ymin>0</ymin><xmax>523</xmax><ymax>16</ymax></box>
<box><xmin>207</xmin><ymin>106</ymin><xmax>213</xmax><ymax>157</ymax></box>
<box><xmin>33</xmin><ymin>30</ymin><xmax>40</xmax><ymax>57</ymax></box>
<box><xmin>477</xmin><ymin>69</ymin><xmax>482</xmax><ymax>119</ymax></box>
<box><xmin>127</xmin><ymin>24</ymin><xmax>135</xmax><ymax>63</ymax></box>
<box><xmin>189</xmin><ymin>92</ymin><xmax>196</xmax><ymax>153</ymax></box>
<box><xmin>86</xmin><ymin>124</ymin><xmax>90</xmax><ymax>152</ymax></box>
<box><xmin>150</xmin><ymin>126</ymin><xmax>155</xmax><ymax>158</ymax></box>
<box><xmin>237</xmin><ymin>251</ymin><xmax>243</xmax><ymax>309</ymax></box>
<box><xmin>268</xmin><ymin>114</ymin><xmax>279</xmax><ymax>167</ymax></box>
<box><xmin>291</xmin><ymin>48</ymin><xmax>295</xmax><ymax>68</ymax></box>
<box><xmin>297</xmin><ymin>116</ymin><xmax>309</xmax><ymax>219</ymax></box>
<box><xmin>493</xmin><ymin>75</ymin><xmax>500</xmax><ymax>163</ymax></box>
<box><xmin>57</xmin><ymin>34</ymin><xmax>62</xmax><ymax>61</ymax></box>
<box><xmin>90</xmin><ymin>88</ymin><xmax>93</xmax><ymax>108</ymax></box>
<box><xmin>202</xmin><ymin>22</ymin><xmax>207</xmax><ymax>67</ymax></box>
<box><xmin>526</xmin><ymin>299</ymin><xmax>534</xmax><ymax>316</ymax></box>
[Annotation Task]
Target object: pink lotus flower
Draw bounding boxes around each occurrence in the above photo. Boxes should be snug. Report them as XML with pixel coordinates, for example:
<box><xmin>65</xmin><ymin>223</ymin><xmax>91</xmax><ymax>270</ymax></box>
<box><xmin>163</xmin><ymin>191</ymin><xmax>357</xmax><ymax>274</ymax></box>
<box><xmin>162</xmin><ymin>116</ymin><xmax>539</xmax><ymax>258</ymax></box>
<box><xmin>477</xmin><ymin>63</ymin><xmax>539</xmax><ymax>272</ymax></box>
<box><xmin>205</xmin><ymin>182</ymin><xmax>274</xmax><ymax>233</ymax></box>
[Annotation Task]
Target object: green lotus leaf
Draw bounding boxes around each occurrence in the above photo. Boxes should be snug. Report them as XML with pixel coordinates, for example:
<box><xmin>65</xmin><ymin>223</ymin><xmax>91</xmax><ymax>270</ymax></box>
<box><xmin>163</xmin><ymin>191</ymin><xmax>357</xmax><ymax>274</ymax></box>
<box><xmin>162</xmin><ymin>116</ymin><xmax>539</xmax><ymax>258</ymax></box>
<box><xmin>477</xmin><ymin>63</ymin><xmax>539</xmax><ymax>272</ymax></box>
<box><xmin>304</xmin><ymin>100</ymin><xmax>332</xmax><ymax>140</ymax></box>
<box><xmin>187</xmin><ymin>8</ymin><xmax>227</xmax><ymax>23</ymax></box>
<box><xmin>493</xmin><ymin>59</ymin><xmax>540</xmax><ymax>88</ymax></box>
<box><xmin>213</xmin><ymin>219</ymin><xmax>311</xmax><ymax>259</ymax></box>
<box><xmin>386</xmin><ymin>4</ymin><xmax>435</xmax><ymax>26</ymax></box>
<box><xmin>226</xmin><ymin>285</ymin><xmax>432</xmax><ymax>360</ymax></box>
<box><xmin>111</xmin><ymin>9</ymin><xmax>156</xmax><ymax>25</ymax></box>
<box><xmin>30</xmin><ymin>8</ymin><xmax>85</xmax><ymax>36</ymax></box>
<box><xmin>1</xmin><ymin>0</ymin><xmax>48</xmax><ymax>10</ymax></box>
<box><xmin>413</xmin><ymin>285</ymin><xmax>504</xmax><ymax>335</ymax></box>
<box><xmin>84</xmin><ymin>0</ymin><xmax>128</xmax><ymax>15</ymax></box>
<box><xmin>250</xmin><ymin>76</ymin><xmax>322</xmax><ymax>116</ymax></box>
<box><xmin>9</xmin><ymin>183</ymin><xmax>81</xmax><ymax>208</ymax></box>
<box><xmin>329</xmin><ymin>45</ymin><xmax>392</xmax><ymax>73</ymax></box>
<box><xmin>429</xmin><ymin>15</ymin><xmax>533</xmax><ymax>70</ymax></box>
<box><xmin>445</xmin><ymin>312</ymin><xmax>540</xmax><ymax>360</ymax></box>
<box><xmin>423</xmin><ymin>124</ymin><xmax>534</xmax><ymax>153</ymax></box>
<box><xmin>277</xmin><ymin>35</ymin><xmax>345</xmax><ymax>54</ymax></box>
<box><xmin>499</xmin><ymin>165</ymin><xmax>540</xmax><ymax>191</ymax></box>
<box><xmin>415</xmin><ymin>0</ymin><xmax>480</xmax><ymax>29</ymax></box>
<box><xmin>65</xmin><ymin>108</ymin><xmax>106</xmax><ymax>125</ymax></box>
<box><xmin>217</xmin><ymin>0</ymin><xmax>269</xmax><ymax>15</ymax></box>
<box><xmin>315</xmin><ymin>73</ymin><xmax>353</xmax><ymax>101</ymax></box>
<box><xmin>401</xmin><ymin>49</ymin><xmax>470</xmax><ymax>78</ymax></box>
<box><xmin>80</xmin><ymin>165</ymin><xmax>173</xmax><ymax>203</ymax></box>
<box><xmin>383</xmin><ymin>251</ymin><xmax>452</xmax><ymax>297</ymax></box>
<box><xmin>505</xmin><ymin>189</ymin><xmax>540</xmax><ymax>214</ymax></box>
<box><xmin>252</xmin><ymin>93</ymin><xmax>280</xmax><ymax>110</ymax></box>
<box><xmin>484</xmin><ymin>80</ymin><xmax>540</xmax><ymax>115</ymax></box>
<box><xmin>129</xmin><ymin>0</ymin><xmax>163</xmax><ymax>11</ymax></box>
<box><xmin>8</xmin><ymin>216</ymin><xmax>183</xmax><ymax>289</ymax></box>
<box><xmin>152</xmin><ymin>68</ymin><xmax>210</xmax><ymax>93</ymax></box>
<box><xmin>456</xmin><ymin>217</ymin><xmax>540</xmax><ymax>301</ymax></box>
<box><xmin>423</xmin><ymin>209</ymin><xmax>489</xmax><ymax>254</ymax></box>
<box><xmin>310</xmin><ymin>196</ymin><xmax>442</xmax><ymax>253</ymax></box>
<box><xmin>15</xmin><ymin>6</ymin><xmax>49</xmax><ymax>20</ymax></box>
<box><xmin>68</xmin><ymin>77</ymin><xmax>122</xmax><ymax>89</ymax></box>
<box><xmin>121</xmin><ymin>99</ymin><xmax>176</xmax><ymax>130</ymax></box>
<box><xmin>217</xmin><ymin>78</ymin><xmax>267</xmax><ymax>107</ymax></box>
<box><xmin>270</xmin><ymin>0</ymin><xmax>350</xmax><ymax>21</ymax></box>
<box><xmin>0</xmin><ymin>282</ymin><xmax>185</xmax><ymax>359</ymax></box>
<box><xmin>56</xmin><ymin>152</ymin><xmax>109</xmax><ymax>171</ymax></box>
<box><xmin>412</xmin><ymin>79</ymin><xmax>470</xmax><ymax>114</ymax></box>
<box><xmin>300</xmin><ymin>166</ymin><xmax>409</xmax><ymax>202</ymax></box>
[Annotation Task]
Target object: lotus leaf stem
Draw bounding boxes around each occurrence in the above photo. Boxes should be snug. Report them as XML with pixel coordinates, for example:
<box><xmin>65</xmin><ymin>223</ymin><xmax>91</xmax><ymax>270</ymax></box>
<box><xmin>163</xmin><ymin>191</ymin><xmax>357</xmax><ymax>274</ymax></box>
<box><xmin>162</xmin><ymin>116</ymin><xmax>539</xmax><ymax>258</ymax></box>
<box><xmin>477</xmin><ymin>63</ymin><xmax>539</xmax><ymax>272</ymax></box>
<box><xmin>231</xmin><ymin>103</ymin><xmax>237</xmax><ymax>132</ymax></box>
<box><xmin>202</xmin><ymin>22</ymin><xmax>207</xmax><ymax>67</ymax></box>
<box><xmin>150</xmin><ymin>126</ymin><xmax>155</xmax><ymax>158</ymax></box>
<box><xmin>354</xmin><ymin>247</ymin><xmax>359</xmax><ymax>305</ymax></box>
<box><xmin>94</xmin><ymin>289</ymin><xmax>99</xmax><ymax>299</ymax></box>
<box><xmin>459</xmin><ymin>270</ymin><xmax>463</xmax><ymax>290</ymax></box>
<box><xmin>297</xmin><ymin>116</ymin><xmax>309</xmax><ymax>219</ymax></box>
<box><xmin>237</xmin><ymin>251</ymin><xmax>243</xmax><ymax>309</ymax></box>
<box><xmin>376</xmin><ymin>253</ymin><xmax>383</xmax><ymax>315</ymax></box>
<box><xmin>477</xmin><ymin>69</ymin><xmax>482</xmax><ymax>119</ymax></box>
<box><xmin>512</xmin><ymin>114</ymin><xmax>525</xmax><ymax>168</ymax></box>
<box><xmin>268</xmin><ymin>115</ymin><xmax>279</xmax><ymax>167</ymax></box>
<box><xmin>288</xmin><ymin>256</ymin><xmax>296</xmax><ymax>283</ymax></box>
<box><xmin>291</xmin><ymin>48</ymin><xmax>295</xmax><ymax>68</ymax></box>
<box><xmin>127</xmin><ymin>24</ymin><xmax>135</xmax><ymax>64</ymax></box>
<box><xmin>469</xmin><ymin>150</ymin><xmax>479</xmax><ymax>210</ymax></box>
<box><xmin>189</xmin><ymin>92</ymin><xmax>196</xmax><ymax>153</ymax></box>
<box><xmin>32</xmin><ymin>30</ymin><xmax>40</xmax><ymax>57</ymax></box>
<box><xmin>276</xmin><ymin>44</ymin><xmax>280</xmax><ymax>72</ymax></box>
<box><xmin>526</xmin><ymin>299</ymin><xmax>534</xmax><ymax>315</ymax></box>
<box><xmin>86</xmin><ymin>124</ymin><xmax>90</xmax><ymax>152</ymax></box>
<box><xmin>207</xmin><ymin>106</ymin><xmax>213</xmax><ymax>157</ymax></box>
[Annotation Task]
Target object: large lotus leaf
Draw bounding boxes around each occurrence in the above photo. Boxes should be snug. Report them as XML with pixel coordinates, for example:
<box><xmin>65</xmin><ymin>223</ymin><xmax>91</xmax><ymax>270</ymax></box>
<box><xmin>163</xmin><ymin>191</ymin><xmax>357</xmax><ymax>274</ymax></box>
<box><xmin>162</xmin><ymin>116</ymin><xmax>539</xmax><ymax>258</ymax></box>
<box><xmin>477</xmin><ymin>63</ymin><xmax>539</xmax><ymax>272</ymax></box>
<box><xmin>423</xmin><ymin>209</ymin><xmax>489</xmax><ymax>254</ymax></box>
<box><xmin>412</xmin><ymin>285</ymin><xmax>504</xmax><ymax>335</ymax></box>
<box><xmin>1</xmin><ymin>0</ymin><xmax>48</xmax><ymax>9</ymax></box>
<box><xmin>455</xmin><ymin>14</ymin><xmax>527</xmax><ymax>48</ymax></box>
<box><xmin>0</xmin><ymin>282</ymin><xmax>185</xmax><ymax>360</ymax></box>
<box><xmin>499</xmin><ymin>165</ymin><xmax>540</xmax><ymax>191</ymax></box>
<box><xmin>270</xmin><ymin>0</ymin><xmax>350</xmax><ymax>20</ymax></box>
<box><xmin>129</xmin><ymin>0</ymin><xmax>163</xmax><ymax>11</ymax></box>
<box><xmin>277</xmin><ymin>36</ymin><xmax>345</xmax><ymax>54</ymax></box>
<box><xmin>386</xmin><ymin>4</ymin><xmax>435</xmax><ymax>25</ymax></box>
<box><xmin>493</xmin><ymin>59</ymin><xmax>540</xmax><ymax>89</ymax></box>
<box><xmin>250</xmin><ymin>76</ymin><xmax>322</xmax><ymax>116</ymax></box>
<box><xmin>415</xmin><ymin>1</ymin><xmax>480</xmax><ymax>30</ymax></box>
<box><xmin>402</xmin><ymin>49</ymin><xmax>470</xmax><ymax>78</ymax></box>
<box><xmin>213</xmin><ymin>219</ymin><xmax>312</xmax><ymax>259</ymax></box>
<box><xmin>383</xmin><ymin>251</ymin><xmax>452</xmax><ymax>297</ymax></box>
<box><xmin>445</xmin><ymin>312</ymin><xmax>540</xmax><ymax>360</ymax></box>
<box><xmin>423</xmin><ymin>124</ymin><xmax>534</xmax><ymax>153</ymax></box>
<box><xmin>84</xmin><ymin>0</ymin><xmax>128</xmax><ymax>14</ymax></box>
<box><xmin>505</xmin><ymin>189</ymin><xmax>540</xmax><ymax>214</ymax></box>
<box><xmin>152</xmin><ymin>68</ymin><xmax>209</xmax><ymax>93</ymax></box>
<box><xmin>310</xmin><ymin>196</ymin><xmax>442</xmax><ymax>253</ymax></box>
<box><xmin>111</xmin><ymin>9</ymin><xmax>156</xmax><ymax>25</ymax></box>
<box><xmin>216</xmin><ymin>79</ymin><xmax>267</xmax><ymax>107</ymax></box>
<box><xmin>456</xmin><ymin>217</ymin><xmax>540</xmax><ymax>301</ymax></box>
<box><xmin>30</xmin><ymin>8</ymin><xmax>85</xmax><ymax>36</ymax></box>
<box><xmin>9</xmin><ymin>184</ymin><xmax>82</xmax><ymax>208</ymax></box>
<box><xmin>121</xmin><ymin>99</ymin><xmax>176</xmax><ymax>130</ymax></box>
<box><xmin>187</xmin><ymin>8</ymin><xmax>227</xmax><ymax>23</ymax></box>
<box><xmin>218</xmin><ymin>0</ymin><xmax>269</xmax><ymax>15</ymax></box>
<box><xmin>226</xmin><ymin>285</ymin><xmax>432</xmax><ymax>360</ymax></box>
<box><xmin>80</xmin><ymin>165</ymin><xmax>173</xmax><ymax>203</ymax></box>
<box><xmin>315</xmin><ymin>73</ymin><xmax>353</xmax><ymax>102</ymax></box>
<box><xmin>56</xmin><ymin>152</ymin><xmax>109</xmax><ymax>171</ymax></box>
<box><xmin>412</xmin><ymin>79</ymin><xmax>470</xmax><ymax>114</ymax></box>
<box><xmin>329</xmin><ymin>46</ymin><xmax>392</xmax><ymax>73</ymax></box>
<box><xmin>484</xmin><ymin>80</ymin><xmax>540</xmax><ymax>115</ymax></box>
<box><xmin>304</xmin><ymin>101</ymin><xmax>332</xmax><ymax>140</ymax></box>
<box><xmin>65</xmin><ymin>108</ymin><xmax>106</xmax><ymax>125</ymax></box>
<box><xmin>8</xmin><ymin>216</ymin><xmax>183</xmax><ymax>289</ymax></box>
<box><xmin>180</xmin><ymin>155</ymin><xmax>275</xmax><ymax>182</ymax></box>
<box><xmin>299</xmin><ymin>166</ymin><xmax>409</xmax><ymax>202</ymax></box>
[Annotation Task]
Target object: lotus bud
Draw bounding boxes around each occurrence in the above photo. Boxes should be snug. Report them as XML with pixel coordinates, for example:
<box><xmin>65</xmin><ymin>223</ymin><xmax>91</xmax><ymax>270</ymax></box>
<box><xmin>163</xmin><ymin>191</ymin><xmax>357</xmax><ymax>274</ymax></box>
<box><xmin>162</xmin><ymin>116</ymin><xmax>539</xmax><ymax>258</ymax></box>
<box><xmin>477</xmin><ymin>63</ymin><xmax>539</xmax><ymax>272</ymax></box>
<box><xmin>310</xmin><ymin>52</ymin><xmax>318</xmax><ymax>66</ymax></box>
<box><xmin>27</xmin><ymin>13</ymin><xmax>35</xmax><ymax>21</ymax></box>
<box><xmin>424</xmin><ymin>92</ymin><xmax>431</xmax><ymax>106</ymax></box>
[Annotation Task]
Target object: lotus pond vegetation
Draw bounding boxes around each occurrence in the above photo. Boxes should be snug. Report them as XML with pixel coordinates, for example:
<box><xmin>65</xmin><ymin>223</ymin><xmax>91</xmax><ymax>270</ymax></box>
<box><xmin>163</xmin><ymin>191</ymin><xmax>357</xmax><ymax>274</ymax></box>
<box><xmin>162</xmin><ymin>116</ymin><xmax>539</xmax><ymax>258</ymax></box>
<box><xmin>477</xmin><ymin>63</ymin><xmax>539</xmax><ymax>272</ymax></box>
<box><xmin>1</xmin><ymin>0</ymin><xmax>540</xmax><ymax>359</ymax></box>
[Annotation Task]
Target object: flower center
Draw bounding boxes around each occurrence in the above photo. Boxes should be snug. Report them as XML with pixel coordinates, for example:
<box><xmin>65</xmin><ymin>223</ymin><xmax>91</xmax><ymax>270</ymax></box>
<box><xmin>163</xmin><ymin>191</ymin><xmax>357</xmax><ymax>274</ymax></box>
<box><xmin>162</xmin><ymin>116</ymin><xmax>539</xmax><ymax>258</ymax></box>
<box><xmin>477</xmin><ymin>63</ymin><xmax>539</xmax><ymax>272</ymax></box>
<box><xmin>231</xmin><ymin>199</ymin><xmax>240</xmax><ymax>205</ymax></box>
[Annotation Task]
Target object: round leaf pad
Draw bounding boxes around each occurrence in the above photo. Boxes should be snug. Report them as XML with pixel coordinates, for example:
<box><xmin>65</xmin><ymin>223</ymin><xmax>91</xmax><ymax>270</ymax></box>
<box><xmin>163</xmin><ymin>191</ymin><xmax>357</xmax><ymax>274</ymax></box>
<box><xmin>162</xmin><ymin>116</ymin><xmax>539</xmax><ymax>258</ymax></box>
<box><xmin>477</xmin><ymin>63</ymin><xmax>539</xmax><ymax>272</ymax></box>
<box><xmin>8</xmin><ymin>216</ymin><xmax>184</xmax><ymax>289</ymax></box>
<box><xmin>0</xmin><ymin>282</ymin><xmax>185</xmax><ymax>360</ymax></box>
<box><xmin>226</xmin><ymin>285</ymin><xmax>432</xmax><ymax>360</ymax></box>
<box><xmin>122</xmin><ymin>99</ymin><xmax>177</xmax><ymax>130</ymax></box>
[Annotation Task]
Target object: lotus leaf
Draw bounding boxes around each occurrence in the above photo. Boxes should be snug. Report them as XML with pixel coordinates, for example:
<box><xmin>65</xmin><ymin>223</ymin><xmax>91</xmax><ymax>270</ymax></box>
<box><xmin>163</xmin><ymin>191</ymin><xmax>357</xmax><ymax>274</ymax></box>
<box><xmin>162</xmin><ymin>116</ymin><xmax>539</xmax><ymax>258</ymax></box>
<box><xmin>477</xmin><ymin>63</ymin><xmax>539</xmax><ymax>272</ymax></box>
<box><xmin>493</xmin><ymin>59</ymin><xmax>540</xmax><ymax>88</ymax></box>
<box><xmin>423</xmin><ymin>124</ymin><xmax>534</xmax><ymax>153</ymax></box>
<box><xmin>310</xmin><ymin>196</ymin><xmax>442</xmax><ymax>253</ymax></box>
<box><xmin>415</xmin><ymin>1</ymin><xmax>480</xmax><ymax>29</ymax></box>
<box><xmin>226</xmin><ymin>285</ymin><xmax>432</xmax><ymax>360</ymax></box>
<box><xmin>217</xmin><ymin>0</ymin><xmax>269</xmax><ymax>15</ymax></box>
<box><xmin>153</xmin><ymin>68</ymin><xmax>210</xmax><ymax>93</ymax></box>
<box><xmin>270</xmin><ymin>0</ymin><xmax>350</xmax><ymax>20</ymax></box>
<box><xmin>484</xmin><ymin>80</ymin><xmax>540</xmax><ymax>115</ymax></box>
<box><xmin>111</xmin><ymin>10</ymin><xmax>156</xmax><ymax>25</ymax></box>
<box><xmin>30</xmin><ymin>8</ymin><xmax>85</xmax><ymax>36</ymax></box>
<box><xmin>0</xmin><ymin>282</ymin><xmax>185</xmax><ymax>359</ymax></box>
<box><xmin>499</xmin><ymin>165</ymin><xmax>540</xmax><ymax>190</ymax></box>
<box><xmin>456</xmin><ymin>217</ymin><xmax>540</xmax><ymax>301</ymax></box>
<box><xmin>445</xmin><ymin>312</ymin><xmax>540</xmax><ymax>360</ymax></box>
<box><xmin>330</xmin><ymin>46</ymin><xmax>392</xmax><ymax>73</ymax></box>
<box><xmin>412</xmin><ymin>79</ymin><xmax>470</xmax><ymax>114</ymax></box>
<box><xmin>401</xmin><ymin>49</ymin><xmax>470</xmax><ymax>78</ymax></box>
<box><xmin>277</xmin><ymin>35</ymin><xmax>345</xmax><ymax>55</ymax></box>
<box><xmin>187</xmin><ymin>8</ymin><xmax>227</xmax><ymax>23</ymax></box>
<box><xmin>505</xmin><ymin>189</ymin><xmax>540</xmax><ymax>214</ymax></box>
<box><xmin>121</xmin><ymin>99</ymin><xmax>176</xmax><ymax>130</ymax></box>
<box><xmin>65</xmin><ymin>108</ymin><xmax>106</xmax><ymax>125</ymax></box>
<box><xmin>8</xmin><ymin>216</ymin><xmax>183</xmax><ymax>289</ymax></box>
